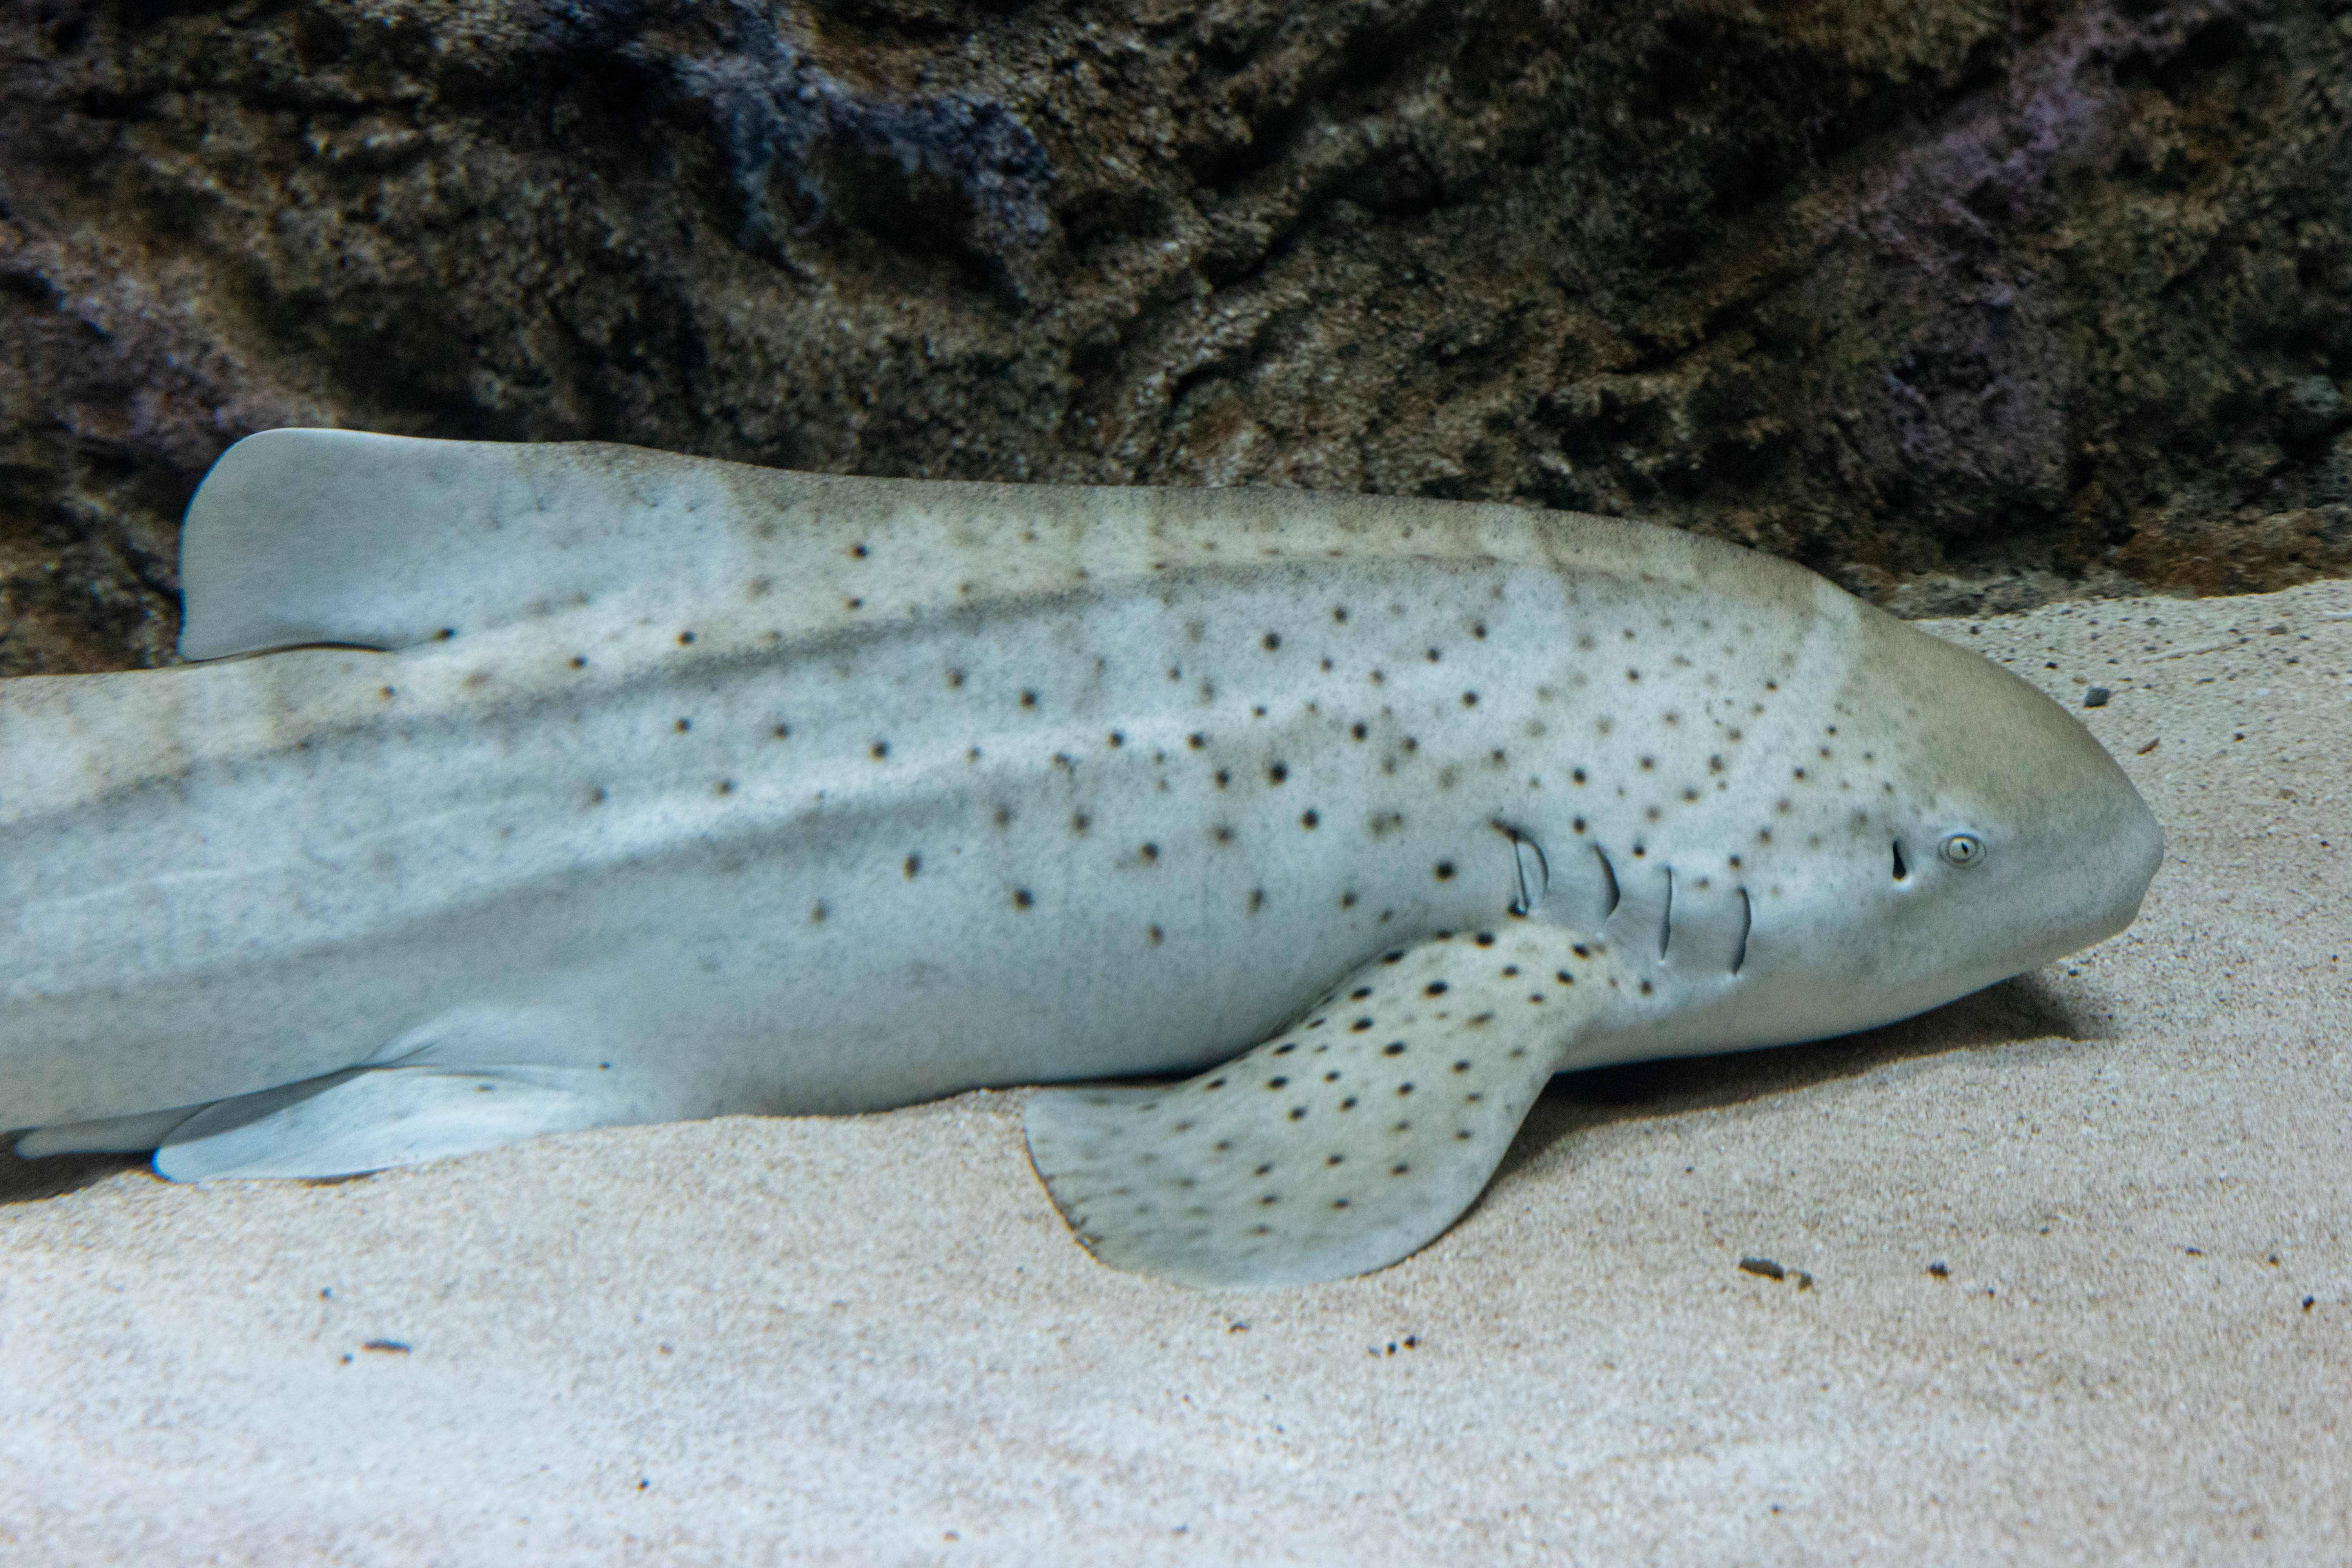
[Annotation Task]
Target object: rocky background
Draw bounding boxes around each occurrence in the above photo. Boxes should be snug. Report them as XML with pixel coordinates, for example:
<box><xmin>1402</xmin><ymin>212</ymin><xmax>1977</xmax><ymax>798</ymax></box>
<box><xmin>2</xmin><ymin>0</ymin><xmax>2348</xmax><ymax>672</ymax></box>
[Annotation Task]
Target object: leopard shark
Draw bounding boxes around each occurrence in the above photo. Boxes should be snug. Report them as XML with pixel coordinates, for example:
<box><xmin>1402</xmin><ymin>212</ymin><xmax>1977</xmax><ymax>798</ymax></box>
<box><xmin>1</xmin><ymin>430</ymin><xmax>2161</xmax><ymax>1286</ymax></box>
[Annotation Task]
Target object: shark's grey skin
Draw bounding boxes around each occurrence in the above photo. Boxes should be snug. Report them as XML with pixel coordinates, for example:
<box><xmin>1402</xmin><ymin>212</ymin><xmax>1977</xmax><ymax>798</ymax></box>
<box><xmin>1</xmin><ymin>431</ymin><xmax>2161</xmax><ymax>1285</ymax></box>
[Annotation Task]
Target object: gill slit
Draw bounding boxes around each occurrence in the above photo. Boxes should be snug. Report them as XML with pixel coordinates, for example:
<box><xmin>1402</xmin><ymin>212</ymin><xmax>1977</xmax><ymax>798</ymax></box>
<box><xmin>1658</xmin><ymin>865</ymin><xmax>1673</xmax><ymax>962</ymax></box>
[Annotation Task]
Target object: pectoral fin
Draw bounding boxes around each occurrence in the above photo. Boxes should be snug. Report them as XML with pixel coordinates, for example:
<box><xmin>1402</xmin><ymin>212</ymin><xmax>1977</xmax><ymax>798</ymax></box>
<box><xmin>1024</xmin><ymin>927</ymin><xmax>1624</xmax><ymax>1288</ymax></box>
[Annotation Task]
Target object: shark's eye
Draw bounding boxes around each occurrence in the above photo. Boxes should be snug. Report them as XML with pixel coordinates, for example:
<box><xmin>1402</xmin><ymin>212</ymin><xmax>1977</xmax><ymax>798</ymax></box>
<box><xmin>1939</xmin><ymin>832</ymin><xmax>1987</xmax><ymax>868</ymax></box>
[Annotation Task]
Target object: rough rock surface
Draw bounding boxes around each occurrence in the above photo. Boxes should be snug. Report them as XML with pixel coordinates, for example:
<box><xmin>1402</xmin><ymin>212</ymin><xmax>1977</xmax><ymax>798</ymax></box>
<box><xmin>2</xmin><ymin>0</ymin><xmax>2350</xmax><ymax>671</ymax></box>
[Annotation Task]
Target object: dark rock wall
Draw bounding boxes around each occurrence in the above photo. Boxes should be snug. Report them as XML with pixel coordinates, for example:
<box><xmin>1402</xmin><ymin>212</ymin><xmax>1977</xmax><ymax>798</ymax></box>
<box><xmin>2</xmin><ymin>0</ymin><xmax>2348</xmax><ymax>671</ymax></box>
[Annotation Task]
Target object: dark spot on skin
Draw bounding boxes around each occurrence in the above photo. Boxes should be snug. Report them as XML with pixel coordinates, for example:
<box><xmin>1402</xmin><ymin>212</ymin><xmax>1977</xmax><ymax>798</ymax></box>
<box><xmin>809</xmin><ymin>901</ymin><xmax>828</xmax><ymax>924</ymax></box>
<box><xmin>904</xmin><ymin>854</ymin><xmax>921</xmax><ymax>878</ymax></box>
<box><xmin>1189</xmin><ymin>733</ymin><xmax>1206</xmax><ymax>749</ymax></box>
<box><xmin>773</xmin><ymin>724</ymin><xmax>791</xmax><ymax>740</ymax></box>
<box><xmin>1572</xmin><ymin>769</ymin><xmax>1587</xmax><ymax>784</ymax></box>
<box><xmin>1021</xmin><ymin>690</ymin><xmax>1038</xmax><ymax>708</ymax></box>
<box><xmin>1268</xmin><ymin>763</ymin><xmax>1289</xmax><ymax>784</ymax></box>
<box><xmin>568</xmin><ymin>657</ymin><xmax>586</xmax><ymax>671</ymax></box>
<box><xmin>995</xmin><ymin>805</ymin><xmax>1013</xmax><ymax>828</ymax></box>
<box><xmin>851</xmin><ymin>543</ymin><xmax>868</xmax><ymax>558</ymax></box>
<box><xmin>870</xmin><ymin>741</ymin><xmax>889</xmax><ymax>760</ymax></box>
<box><xmin>1462</xmin><ymin>692</ymin><xmax>1479</xmax><ymax>707</ymax></box>
<box><xmin>715</xmin><ymin>779</ymin><xmax>734</xmax><ymax>795</ymax></box>
<box><xmin>1141</xmin><ymin>842</ymin><xmax>1160</xmax><ymax>862</ymax></box>
<box><xmin>844</xmin><ymin>599</ymin><xmax>863</xmax><ymax>611</ymax></box>
<box><xmin>675</xmin><ymin>719</ymin><xmax>691</xmax><ymax>733</ymax></box>
<box><xmin>1263</xmin><ymin>633</ymin><xmax>1282</xmax><ymax>650</ymax></box>
<box><xmin>1148</xmin><ymin>925</ymin><xmax>1164</xmax><ymax>945</ymax></box>
<box><xmin>588</xmin><ymin>787</ymin><xmax>607</xmax><ymax>806</ymax></box>
<box><xmin>1108</xmin><ymin>732</ymin><xmax>1125</xmax><ymax>748</ymax></box>
<box><xmin>1351</xmin><ymin>986</ymin><xmax>1373</xmax><ymax>999</ymax></box>
<box><xmin>1383</xmin><ymin>1042</ymin><xmax>1406</xmax><ymax>1056</ymax></box>
<box><xmin>1215</xmin><ymin>770</ymin><xmax>1231</xmax><ymax>789</ymax></box>
<box><xmin>1302</xmin><ymin>811</ymin><xmax>1320</xmax><ymax>829</ymax></box>
<box><xmin>1424</xmin><ymin>982</ymin><xmax>1449</xmax><ymax>996</ymax></box>
<box><xmin>1391</xmin><ymin>1163</ymin><xmax>1410</xmax><ymax>1176</ymax></box>
<box><xmin>1474</xmin><ymin>933</ymin><xmax>1495</xmax><ymax>946</ymax></box>
<box><xmin>1250</xmin><ymin>888</ymin><xmax>1267</xmax><ymax>912</ymax></box>
<box><xmin>1340</xmin><ymin>1098</ymin><xmax>1358</xmax><ymax>1111</ymax></box>
<box><xmin>678</xmin><ymin>631</ymin><xmax>696</xmax><ymax>645</ymax></box>
<box><xmin>1013</xmin><ymin>889</ymin><xmax>1034</xmax><ymax>909</ymax></box>
<box><xmin>1071</xmin><ymin>813</ymin><xmax>1091</xmax><ymax>834</ymax></box>
<box><xmin>1434</xmin><ymin>861</ymin><xmax>1455</xmax><ymax>881</ymax></box>
<box><xmin>1266</xmin><ymin>1077</ymin><xmax>1289</xmax><ymax>1090</ymax></box>
<box><xmin>1383</xmin><ymin>951</ymin><xmax>1405</xmax><ymax>964</ymax></box>
<box><xmin>1213</xmin><ymin>825</ymin><xmax>1235</xmax><ymax>844</ymax></box>
<box><xmin>1426</xmin><ymin>649</ymin><xmax>1442</xmax><ymax>663</ymax></box>
<box><xmin>1333</xmin><ymin>607</ymin><xmax>1348</xmax><ymax>622</ymax></box>
<box><xmin>1352</xmin><ymin>1019</ymin><xmax>1376</xmax><ymax>1032</ymax></box>
<box><xmin>1289</xmin><ymin>1108</ymin><xmax>1307</xmax><ymax>1121</ymax></box>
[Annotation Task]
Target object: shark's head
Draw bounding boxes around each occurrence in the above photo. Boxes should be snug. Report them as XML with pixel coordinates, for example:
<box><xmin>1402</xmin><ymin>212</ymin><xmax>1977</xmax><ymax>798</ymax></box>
<box><xmin>1716</xmin><ymin>605</ymin><xmax>2163</xmax><ymax>1046</ymax></box>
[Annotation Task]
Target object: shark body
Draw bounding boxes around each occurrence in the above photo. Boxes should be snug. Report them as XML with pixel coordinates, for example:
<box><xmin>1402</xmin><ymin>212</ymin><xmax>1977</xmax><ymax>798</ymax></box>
<box><xmin>2</xmin><ymin>432</ymin><xmax>2161</xmax><ymax>1285</ymax></box>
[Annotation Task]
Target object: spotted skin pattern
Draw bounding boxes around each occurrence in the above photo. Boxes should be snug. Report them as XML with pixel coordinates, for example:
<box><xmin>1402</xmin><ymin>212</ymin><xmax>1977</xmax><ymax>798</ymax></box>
<box><xmin>1028</xmin><ymin>930</ymin><xmax>1624</xmax><ymax>1288</ymax></box>
<box><xmin>2</xmin><ymin>433</ymin><xmax>2162</xmax><ymax>1285</ymax></box>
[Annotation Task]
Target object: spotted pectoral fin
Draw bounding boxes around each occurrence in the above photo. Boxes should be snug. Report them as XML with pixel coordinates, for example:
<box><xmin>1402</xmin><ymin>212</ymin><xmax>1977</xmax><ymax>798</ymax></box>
<box><xmin>1024</xmin><ymin>927</ymin><xmax>1626</xmax><ymax>1289</ymax></box>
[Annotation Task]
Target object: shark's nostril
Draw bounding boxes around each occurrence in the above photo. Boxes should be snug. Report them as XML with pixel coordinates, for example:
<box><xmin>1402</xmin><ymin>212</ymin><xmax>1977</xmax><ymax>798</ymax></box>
<box><xmin>1891</xmin><ymin>840</ymin><xmax>1909</xmax><ymax>882</ymax></box>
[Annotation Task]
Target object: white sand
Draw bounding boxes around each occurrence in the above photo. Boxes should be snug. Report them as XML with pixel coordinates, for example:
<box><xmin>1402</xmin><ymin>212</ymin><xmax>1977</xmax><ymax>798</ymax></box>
<box><xmin>3</xmin><ymin>580</ymin><xmax>2347</xmax><ymax>1563</ymax></box>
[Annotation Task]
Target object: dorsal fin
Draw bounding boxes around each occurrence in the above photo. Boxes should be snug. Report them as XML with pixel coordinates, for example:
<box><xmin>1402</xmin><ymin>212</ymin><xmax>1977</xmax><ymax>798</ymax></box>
<box><xmin>178</xmin><ymin>429</ymin><xmax>771</xmax><ymax>658</ymax></box>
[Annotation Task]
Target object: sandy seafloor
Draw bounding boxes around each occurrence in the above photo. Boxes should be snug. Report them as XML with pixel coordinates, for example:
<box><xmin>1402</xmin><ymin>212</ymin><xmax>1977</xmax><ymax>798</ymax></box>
<box><xmin>2</xmin><ymin>577</ymin><xmax>2347</xmax><ymax>1566</ymax></box>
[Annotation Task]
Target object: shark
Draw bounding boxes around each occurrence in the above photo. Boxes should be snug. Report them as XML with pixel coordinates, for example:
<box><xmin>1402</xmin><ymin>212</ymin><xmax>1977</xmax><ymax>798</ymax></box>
<box><xmin>0</xmin><ymin>430</ymin><xmax>2161</xmax><ymax>1286</ymax></box>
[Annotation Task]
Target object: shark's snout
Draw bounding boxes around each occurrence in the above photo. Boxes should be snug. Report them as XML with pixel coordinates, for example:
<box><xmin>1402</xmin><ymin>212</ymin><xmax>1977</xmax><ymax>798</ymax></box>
<box><xmin>1857</xmin><ymin>608</ymin><xmax>2164</xmax><ymax>999</ymax></box>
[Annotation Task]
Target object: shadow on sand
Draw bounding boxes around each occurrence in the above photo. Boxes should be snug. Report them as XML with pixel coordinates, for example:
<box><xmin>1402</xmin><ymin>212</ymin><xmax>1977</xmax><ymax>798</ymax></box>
<box><xmin>1496</xmin><ymin>971</ymin><xmax>2103</xmax><ymax>1184</ymax></box>
<box><xmin>0</xmin><ymin>1147</ymin><xmax>146</xmax><ymax>1207</ymax></box>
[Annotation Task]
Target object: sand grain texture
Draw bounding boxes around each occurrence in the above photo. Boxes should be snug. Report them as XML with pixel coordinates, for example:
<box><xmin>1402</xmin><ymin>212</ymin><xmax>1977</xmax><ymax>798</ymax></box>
<box><xmin>2</xmin><ymin>582</ymin><xmax>2347</xmax><ymax>1563</ymax></box>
